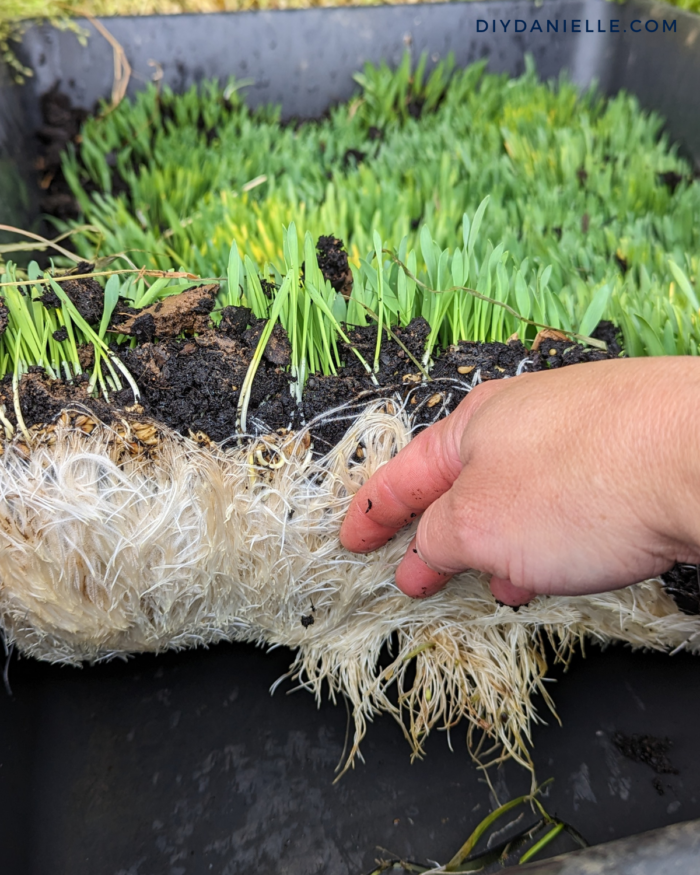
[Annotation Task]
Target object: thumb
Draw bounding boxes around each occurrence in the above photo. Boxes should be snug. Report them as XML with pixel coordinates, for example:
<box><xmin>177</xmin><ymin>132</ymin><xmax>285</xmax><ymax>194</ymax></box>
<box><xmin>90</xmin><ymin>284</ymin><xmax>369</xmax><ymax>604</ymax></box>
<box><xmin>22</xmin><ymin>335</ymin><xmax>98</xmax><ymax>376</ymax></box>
<box><xmin>395</xmin><ymin>535</ymin><xmax>454</xmax><ymax>599</ymax></box>
<box><xmin>489</xmin><ymin>576</ymin><xmax>536</xmax><ymax>607</ymax></box>
<box><xmin>395</xmin><ymin>468</ymin><xmax>534</xmax><ymax>603</ymax></box>
<box><xmin>395</xmin><ymin>477</ymin><xmax>477</xmax><ymax>598</ymax></box>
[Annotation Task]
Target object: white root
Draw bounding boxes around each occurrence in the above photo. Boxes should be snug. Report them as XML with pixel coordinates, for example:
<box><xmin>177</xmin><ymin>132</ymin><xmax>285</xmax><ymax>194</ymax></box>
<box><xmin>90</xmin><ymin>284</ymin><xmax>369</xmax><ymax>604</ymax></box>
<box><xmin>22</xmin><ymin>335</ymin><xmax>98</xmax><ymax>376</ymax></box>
<box><xmin>0</xmin><ymin>405</ymin><xmax>14</xmax><ymax>440</ymax></box>
<box><xmin>0</xmin><ymin>397</ymin><xmax>698</xmax><ymax>769</ymax></box>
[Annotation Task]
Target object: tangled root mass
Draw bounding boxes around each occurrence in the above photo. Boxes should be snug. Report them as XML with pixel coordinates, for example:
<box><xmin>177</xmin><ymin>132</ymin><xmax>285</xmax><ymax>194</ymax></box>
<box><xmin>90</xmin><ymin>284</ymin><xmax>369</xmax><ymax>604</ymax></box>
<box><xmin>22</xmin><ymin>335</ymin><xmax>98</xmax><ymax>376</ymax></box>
<box><xmin>0</xmin><ymin>393</ymin><xmax>698</xmax><ymax>771</ymax></box>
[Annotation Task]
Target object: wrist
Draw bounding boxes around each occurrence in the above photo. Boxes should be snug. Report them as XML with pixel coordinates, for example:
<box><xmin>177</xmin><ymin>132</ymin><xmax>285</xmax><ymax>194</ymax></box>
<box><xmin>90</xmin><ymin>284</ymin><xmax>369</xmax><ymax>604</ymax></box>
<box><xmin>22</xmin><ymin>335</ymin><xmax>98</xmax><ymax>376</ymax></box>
<box><xmin>646</xmin><ymin>359</ymin><xmax>700</xmax><ymax>560</ymax></box>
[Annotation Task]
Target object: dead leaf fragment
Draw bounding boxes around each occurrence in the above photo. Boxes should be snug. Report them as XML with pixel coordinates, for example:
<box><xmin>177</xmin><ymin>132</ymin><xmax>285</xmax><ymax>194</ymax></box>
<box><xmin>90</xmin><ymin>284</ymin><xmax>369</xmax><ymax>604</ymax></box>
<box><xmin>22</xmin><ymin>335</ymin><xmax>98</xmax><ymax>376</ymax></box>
<box><xmin>110</xmin><ymin>284</ymin><xmax>219</xmax><ymax>340</ymax></box>
<box><xmin>531</xmin><ymin>328</ymin><xmax>569</xmax><ymax>352</ymax></box>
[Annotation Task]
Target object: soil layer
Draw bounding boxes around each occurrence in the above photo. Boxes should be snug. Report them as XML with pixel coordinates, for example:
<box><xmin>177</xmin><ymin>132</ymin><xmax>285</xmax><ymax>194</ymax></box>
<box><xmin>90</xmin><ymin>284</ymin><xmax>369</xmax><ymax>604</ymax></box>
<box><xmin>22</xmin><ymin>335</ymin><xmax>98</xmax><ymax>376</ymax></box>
<box><xmin>0</xmin><ymin>274</ymin><xmax>622</xmax><ymax>444</ymax></box>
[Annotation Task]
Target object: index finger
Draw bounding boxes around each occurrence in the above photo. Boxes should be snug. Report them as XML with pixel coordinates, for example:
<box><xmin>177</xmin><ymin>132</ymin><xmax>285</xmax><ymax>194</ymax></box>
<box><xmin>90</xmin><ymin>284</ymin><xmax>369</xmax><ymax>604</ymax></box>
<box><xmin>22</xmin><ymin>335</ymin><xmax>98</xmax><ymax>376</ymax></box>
<box><xmin>339</xmin><ymin>407</ymin><xmax>464</xmax><ymax>554</ymax></box>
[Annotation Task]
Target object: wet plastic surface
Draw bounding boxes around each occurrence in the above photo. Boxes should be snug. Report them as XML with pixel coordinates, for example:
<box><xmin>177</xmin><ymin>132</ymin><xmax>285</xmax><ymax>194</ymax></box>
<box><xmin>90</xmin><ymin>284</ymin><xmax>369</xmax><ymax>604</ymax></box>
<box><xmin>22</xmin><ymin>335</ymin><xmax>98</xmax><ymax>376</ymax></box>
<box><xmin>1</xmin><ymin>641</ymin><xmax>700</xmax><ymax>874</ymax></box>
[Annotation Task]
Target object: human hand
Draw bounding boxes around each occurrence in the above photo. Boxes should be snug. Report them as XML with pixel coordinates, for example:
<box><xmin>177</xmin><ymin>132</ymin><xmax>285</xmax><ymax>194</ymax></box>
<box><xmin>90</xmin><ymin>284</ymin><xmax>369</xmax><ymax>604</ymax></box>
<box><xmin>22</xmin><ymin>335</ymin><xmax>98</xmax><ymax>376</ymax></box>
<box><xmin>339</xmin><ymin>357</ymin><xmax>700</xmax><ymax>606</ymax></box>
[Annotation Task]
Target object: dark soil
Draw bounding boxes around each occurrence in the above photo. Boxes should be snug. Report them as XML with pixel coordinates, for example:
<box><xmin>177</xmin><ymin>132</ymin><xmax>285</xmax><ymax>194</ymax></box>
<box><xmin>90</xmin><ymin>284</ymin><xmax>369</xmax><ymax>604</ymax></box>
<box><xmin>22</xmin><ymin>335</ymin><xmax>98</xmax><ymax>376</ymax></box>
<box><xmin>660</xmin><ymin>564</ymin><xmax>700</xmax><ymax>615</ymax></box>
<box><xmin>407</xmin><ymin>97</ymin><xmax>425</xmax><ymax>119</ymax></box>
<box><xmin>341</xmin><ymin>148</ymin><xmax>367</xmax><ymax>169</ymax></box>
<box><xmin>589</xmin><ymin>320</ymin><xmax>624</xmax><ymax>356</ymax></box>
<box><xmin>0</xmin><ymin>369</ymin><xmax>115</xmax><ymax>432</ymax></box>
<box><xmin>316</xmin><ymin>236</ymin><xmax>353</xmax><ymax>299</ymax></box>
<box><xmin>612</xmin><ymin>732</ymin><xmax>679</xmax><ymax>775</ymax></box>
<box><xmin>241</xmin><ymin>322</ymin><xmax>291</xmax><ymax>367</ymax></box>
<box><xmin>657</xmin><ymin>170</ymin><xmax>686</xmax><ymax>194</ymax></box>
<box><xmin>218</xmin><ymin>305</ymin><xmax>252</xmax><ymax>337</ymax></box>
<box><xmin>35</xmin><ymin>85</ymin><xmax>89</xmax><ymax>221</ymax></box>
<box><xmin>0</xmin><ymin>297</ymin><xmax>8</xmax><ymax>338</ymax></box>
<box><xmin>114</xmin><ymin>329</ymin><xmax>292</xmax><ymax>443</ymax></box>
<box><xmin>39</xmin><ymin>261</ymin><xmax>105</xmax><ymax>325</ymax></box>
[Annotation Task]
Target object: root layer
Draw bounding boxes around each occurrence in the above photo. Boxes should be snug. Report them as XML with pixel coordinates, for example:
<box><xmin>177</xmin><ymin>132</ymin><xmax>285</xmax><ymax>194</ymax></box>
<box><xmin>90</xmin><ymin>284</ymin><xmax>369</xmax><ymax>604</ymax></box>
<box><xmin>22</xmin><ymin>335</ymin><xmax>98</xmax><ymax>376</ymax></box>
<box><xmin>1</xmin><ymin>397</ymin><xmax>698</xmax><ymax>767</ymax></box>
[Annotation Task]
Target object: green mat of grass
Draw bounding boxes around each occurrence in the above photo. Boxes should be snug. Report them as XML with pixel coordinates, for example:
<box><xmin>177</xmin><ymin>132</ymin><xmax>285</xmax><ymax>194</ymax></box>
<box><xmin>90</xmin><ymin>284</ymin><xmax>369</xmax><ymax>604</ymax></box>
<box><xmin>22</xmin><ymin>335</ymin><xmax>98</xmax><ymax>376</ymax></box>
<box><xmin>49</xmin><ymin>53</ymin><xmax>700</xmax><ymax>356</ymax></box>
<box><xmin>1</xmin><ymin>53</ymin><xmax>699</xmax><ymax>398</ymax></box>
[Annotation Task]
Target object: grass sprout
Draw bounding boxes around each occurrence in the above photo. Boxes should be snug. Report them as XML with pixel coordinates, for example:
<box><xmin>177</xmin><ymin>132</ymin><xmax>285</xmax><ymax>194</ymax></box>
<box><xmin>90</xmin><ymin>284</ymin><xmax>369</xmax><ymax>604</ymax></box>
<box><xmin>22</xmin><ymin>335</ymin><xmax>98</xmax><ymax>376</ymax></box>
<box><xmin>2</xmin><ymin>56</ymin><xmax>700</xmax><ymax>401</ymax></box>
<box><xmin>2</xmin><ymin>187</ymin><xmax>699</xmax><ymax>404</ymax></box>
<box><xmin>44</xmin><ymin>53</ymin><xmax>700</xmax><ymax>361</ymax></box>
<box><xmin>361</xmin><ymin>780</ymin><xmax>588</xmax><ymax>873</ymax></box>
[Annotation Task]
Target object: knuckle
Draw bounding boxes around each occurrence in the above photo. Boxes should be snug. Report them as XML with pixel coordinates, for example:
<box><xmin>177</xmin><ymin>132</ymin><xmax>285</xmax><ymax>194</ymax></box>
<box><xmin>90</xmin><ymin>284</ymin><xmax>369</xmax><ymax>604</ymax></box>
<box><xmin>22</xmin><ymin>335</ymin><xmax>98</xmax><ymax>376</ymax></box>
<box><xmin>453</xmin><ymin>380</ymin><xmax>503</xmax><ymax>439</ymax></box>
<box><xmin>416</xmin><ymin>495</ymin><xmax>481</xmax><ymax>573</ymax></box>
<box><xmin>466</xmin><ymin>379</ymin><xmax>502</xmax><ymax>407</ymax></box>
<box><xmin>451</xmin><ymin>498</ymin><xmax>486</xmax><ymax>544</ymax></box>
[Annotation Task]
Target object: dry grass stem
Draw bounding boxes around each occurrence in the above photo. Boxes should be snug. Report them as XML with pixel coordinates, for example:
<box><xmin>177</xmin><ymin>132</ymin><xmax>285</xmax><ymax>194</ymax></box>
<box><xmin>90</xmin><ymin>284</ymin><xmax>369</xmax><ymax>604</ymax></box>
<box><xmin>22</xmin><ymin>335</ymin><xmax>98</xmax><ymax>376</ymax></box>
<box><xmin>82</xmin><ymin>13</ymin><xmax>131</xmax><ymax>111</ymax></box>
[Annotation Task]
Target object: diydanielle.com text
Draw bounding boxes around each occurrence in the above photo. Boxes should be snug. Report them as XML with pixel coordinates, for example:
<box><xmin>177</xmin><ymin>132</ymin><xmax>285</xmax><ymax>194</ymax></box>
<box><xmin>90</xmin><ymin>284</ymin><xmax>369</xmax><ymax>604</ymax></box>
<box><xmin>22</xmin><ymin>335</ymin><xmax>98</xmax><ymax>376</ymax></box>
<box><xmin>475</xmin><ymin>18</ymin><xmax>677</xmax><ymax>32</ymax></box>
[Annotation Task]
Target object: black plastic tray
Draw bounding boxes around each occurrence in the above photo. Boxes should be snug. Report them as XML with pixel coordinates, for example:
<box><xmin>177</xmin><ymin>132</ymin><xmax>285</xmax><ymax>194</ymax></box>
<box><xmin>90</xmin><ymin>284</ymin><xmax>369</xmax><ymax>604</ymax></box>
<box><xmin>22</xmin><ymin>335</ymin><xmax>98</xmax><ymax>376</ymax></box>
<box><xmin>2</xmin><ymin>641</ymin><xmax>700</xmax><ymax>873</ymax></box>
<box><xmin>1</xmin><ymin>3</ymin><xmax>700</xmax><ymax>872</ymax></box>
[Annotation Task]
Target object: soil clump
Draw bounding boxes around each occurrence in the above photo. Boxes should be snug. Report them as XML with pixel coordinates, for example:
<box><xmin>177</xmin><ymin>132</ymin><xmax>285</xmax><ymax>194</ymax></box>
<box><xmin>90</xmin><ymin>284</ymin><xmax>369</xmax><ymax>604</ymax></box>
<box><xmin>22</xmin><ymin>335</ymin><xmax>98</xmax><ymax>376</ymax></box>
<box><xmin>241</xmin><ymin>322</ymin><xmax>291</xmax><ymax>367</ymax></box>
<box><xmin>110</xmin><ymin>283</ymin><xmax>219</xmax><ymax>341</ymax></box>
<box><xmin>38</xmin><ymin>261</ymin><xmax>105</xmax><ymax>325</ymax></box>
<box><xmin>315</xmin><ymin>236</ymin><xmax>354</xmax><ymax>299</ymax></box>
<box><xmin>612</xmin><ymin>732</ymin><xmax>679</xmax><ymax>775</ymax></box>
<box><xmin>0</xmin><ymin>297</ymin><xmax>8</xmax><ymax>337</ymax></box>
<box><xmin>660</xmin><ymin>564</ymin><xmax>700</xmax><ymax>615</ymax></box>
